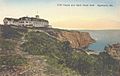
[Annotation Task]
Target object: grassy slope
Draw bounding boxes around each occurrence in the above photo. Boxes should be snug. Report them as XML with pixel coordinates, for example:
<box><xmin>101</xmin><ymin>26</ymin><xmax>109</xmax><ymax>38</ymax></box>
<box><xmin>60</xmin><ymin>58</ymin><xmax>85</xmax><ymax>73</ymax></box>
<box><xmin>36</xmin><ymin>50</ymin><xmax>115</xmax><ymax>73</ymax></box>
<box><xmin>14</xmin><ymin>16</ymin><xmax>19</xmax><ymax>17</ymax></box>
<box><xmin>21</xmin><ymin>31</ymin><xmax>79</xmax><ymax>76</ymax></box>
<box><xmin>0</xmin><ymin>25</ymin><xmax>119</xmax><ymax>76</ymax></box>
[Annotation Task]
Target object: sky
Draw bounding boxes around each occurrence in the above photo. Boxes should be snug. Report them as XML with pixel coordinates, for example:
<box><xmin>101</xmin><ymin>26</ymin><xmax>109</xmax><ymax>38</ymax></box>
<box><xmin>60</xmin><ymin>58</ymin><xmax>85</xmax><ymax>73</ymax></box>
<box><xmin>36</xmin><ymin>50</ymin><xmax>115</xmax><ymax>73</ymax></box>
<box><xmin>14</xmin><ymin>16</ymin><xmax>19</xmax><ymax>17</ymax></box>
<box><xmin>0</xmin><ymin>0</ymin><xmax>120</xmax><ymax>30</ymax></box>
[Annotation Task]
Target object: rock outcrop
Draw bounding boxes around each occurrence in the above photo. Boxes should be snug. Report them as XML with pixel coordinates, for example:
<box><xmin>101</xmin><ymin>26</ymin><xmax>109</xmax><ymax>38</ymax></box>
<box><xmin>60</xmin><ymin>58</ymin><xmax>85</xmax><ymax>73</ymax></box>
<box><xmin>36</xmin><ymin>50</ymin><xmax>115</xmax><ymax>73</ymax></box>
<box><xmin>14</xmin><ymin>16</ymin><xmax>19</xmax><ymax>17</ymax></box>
<box><xmin>46</xmin><ymin>29</ymin><xmax>95</xmax><ymax>49</ymax></box>
<box><xmin>0</xmin><ymin>25</ymin><xmax>95</xmax><ymax>49</ymax></box>
<box><xmin>105</xmin><ymin>43</ymin><xmax>120</xmax><ymax>60</ymax></box>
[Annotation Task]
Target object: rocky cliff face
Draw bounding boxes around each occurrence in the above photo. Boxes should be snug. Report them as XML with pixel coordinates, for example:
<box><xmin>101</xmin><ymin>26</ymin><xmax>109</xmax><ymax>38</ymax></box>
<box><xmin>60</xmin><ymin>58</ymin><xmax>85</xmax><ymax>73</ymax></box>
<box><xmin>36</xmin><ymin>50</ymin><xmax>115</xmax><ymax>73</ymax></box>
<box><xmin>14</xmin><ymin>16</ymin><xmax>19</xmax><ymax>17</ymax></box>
<box><xmin>105</xmin><ymin>43</ymin><xmax>120</xmax><ymax>60</ymax></box>
<box><xmin>46</xmin><ymin>29</ymin><xmax>95</xmax><ymax>49</ymax></box>
<box><xmin>0</xmin><ymin>25</ymin><xmax>95</xmax><ymax>49</ymax></box>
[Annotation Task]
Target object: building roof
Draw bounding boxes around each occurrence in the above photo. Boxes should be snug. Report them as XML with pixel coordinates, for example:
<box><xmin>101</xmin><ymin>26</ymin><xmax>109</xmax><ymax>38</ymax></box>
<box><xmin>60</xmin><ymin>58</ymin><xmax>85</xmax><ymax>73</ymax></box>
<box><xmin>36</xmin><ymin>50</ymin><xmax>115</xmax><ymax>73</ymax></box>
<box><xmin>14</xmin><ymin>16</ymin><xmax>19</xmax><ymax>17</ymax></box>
<box><xmin>4</xmin><ymin>18</ymin><xmax>19</xmax><ymax>22</ymax></box>
<box><xmin>4</xmin><ymin>16</ymin><xmax>49</xmax><ymax>23</ymax></box>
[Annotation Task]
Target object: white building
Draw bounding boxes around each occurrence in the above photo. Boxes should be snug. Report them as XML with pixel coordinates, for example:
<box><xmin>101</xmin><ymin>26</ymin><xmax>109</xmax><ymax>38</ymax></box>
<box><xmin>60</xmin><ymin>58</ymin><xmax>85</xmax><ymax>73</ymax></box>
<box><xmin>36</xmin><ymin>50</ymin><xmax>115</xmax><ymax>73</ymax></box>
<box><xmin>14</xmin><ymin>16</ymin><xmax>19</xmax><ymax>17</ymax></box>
<box><xmin>3</xmin><ymin>15</ymin><xmax>51</xmax><ymax>28</ymax></box>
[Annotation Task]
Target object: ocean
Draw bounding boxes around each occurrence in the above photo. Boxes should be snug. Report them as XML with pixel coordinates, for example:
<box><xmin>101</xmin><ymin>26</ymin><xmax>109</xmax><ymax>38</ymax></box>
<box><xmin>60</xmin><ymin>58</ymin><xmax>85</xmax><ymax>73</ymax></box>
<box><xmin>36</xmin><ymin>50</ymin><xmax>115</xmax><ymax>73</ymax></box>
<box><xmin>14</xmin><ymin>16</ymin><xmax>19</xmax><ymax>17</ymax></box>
<box><xmin>81</xmin><ymin>30</ymin><xmax>120</xmax><ymax>52</ymax></box>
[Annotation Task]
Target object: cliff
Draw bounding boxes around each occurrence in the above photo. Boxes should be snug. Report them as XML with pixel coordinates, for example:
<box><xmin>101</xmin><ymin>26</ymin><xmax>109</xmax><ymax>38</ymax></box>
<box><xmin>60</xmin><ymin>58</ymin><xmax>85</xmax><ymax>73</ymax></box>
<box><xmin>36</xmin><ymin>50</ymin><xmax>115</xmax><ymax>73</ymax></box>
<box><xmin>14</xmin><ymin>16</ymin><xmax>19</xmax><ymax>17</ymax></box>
<box><xmin>45</xmin><ymin>29</ymin><xmax>95</xmax><ymax>49</ymax></box>
<box><xmin>0</xmin><ymin>25</ymin><xmax>119</xmax><ymax>76</ymax></box>
<box><xmin>105</xmin><ymin>43</ymin><xmax>120</xmax><ymax>60</ymax></box>
<box><xmin>0</xmin><ymin>25</ymin><xmax>95</xmax><ymax>49</ymax></box>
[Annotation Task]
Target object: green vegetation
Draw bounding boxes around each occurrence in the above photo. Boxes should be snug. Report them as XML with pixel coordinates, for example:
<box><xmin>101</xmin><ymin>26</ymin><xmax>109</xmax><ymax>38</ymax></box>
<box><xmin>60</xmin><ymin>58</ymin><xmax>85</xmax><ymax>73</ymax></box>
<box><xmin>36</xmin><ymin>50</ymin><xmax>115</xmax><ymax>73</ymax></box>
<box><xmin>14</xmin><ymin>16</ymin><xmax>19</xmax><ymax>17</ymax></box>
<box><xmin>21</xmin><ymin>31</ymin><xmax>79</xmax><ymax>76</ymax></box>
<box><xmin>0</xmin><ymin>38</ymin><xmax>27</xmax><ymax>69</ymax></box>
<box><xmin>0</xmin><ymin>26</ymin><xmax>27</xmax><ymax>68</ymax></box>
<box><xmin>1</xmin><ymin>25</ymin><xmax>27</xmax><ymax>39</ymax></box>
<box><xmin>0</xmin><ymin>55</ymin><xmax>27</xmax><ymax>66</ymax></box>
<box><xmin>0</xmin><ymin>26</ymin><xmax>119</xmax><ymax>76</ymax></box>
<box><xmin>0</xmin><ymin>39</ymin><xmax>15</xmax><ymax>51</ymax></box>
<box><xmin>21</xmin><ymin>31</ymin><xmax>120</xmax><ymax>76</ymax></box>
<box><xmin>69</xmin><ymin>51</ymin><xmax>119</xmax><ymax>76</ymax></box>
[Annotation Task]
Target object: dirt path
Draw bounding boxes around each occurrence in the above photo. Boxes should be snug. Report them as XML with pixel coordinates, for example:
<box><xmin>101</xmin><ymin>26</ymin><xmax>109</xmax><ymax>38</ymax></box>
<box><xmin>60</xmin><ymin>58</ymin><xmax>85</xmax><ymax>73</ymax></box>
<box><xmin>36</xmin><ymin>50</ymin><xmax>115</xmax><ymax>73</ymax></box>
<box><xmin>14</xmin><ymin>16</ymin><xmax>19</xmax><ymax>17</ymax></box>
<box><xmin>13</xmin><ymin>33</ymin><xmax>48</xmax><ymax>76</ymax></box>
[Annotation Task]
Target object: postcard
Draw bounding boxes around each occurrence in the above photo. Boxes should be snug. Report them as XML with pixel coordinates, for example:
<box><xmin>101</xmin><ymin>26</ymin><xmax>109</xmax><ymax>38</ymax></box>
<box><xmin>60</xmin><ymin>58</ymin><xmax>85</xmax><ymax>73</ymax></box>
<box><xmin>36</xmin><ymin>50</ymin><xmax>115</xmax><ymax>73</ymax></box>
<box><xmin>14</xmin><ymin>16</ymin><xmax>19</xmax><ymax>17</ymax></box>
<box><xmin>0</xmin><ymin>0</ymin><xmax>120</xmax><ymax>76</ymax></box>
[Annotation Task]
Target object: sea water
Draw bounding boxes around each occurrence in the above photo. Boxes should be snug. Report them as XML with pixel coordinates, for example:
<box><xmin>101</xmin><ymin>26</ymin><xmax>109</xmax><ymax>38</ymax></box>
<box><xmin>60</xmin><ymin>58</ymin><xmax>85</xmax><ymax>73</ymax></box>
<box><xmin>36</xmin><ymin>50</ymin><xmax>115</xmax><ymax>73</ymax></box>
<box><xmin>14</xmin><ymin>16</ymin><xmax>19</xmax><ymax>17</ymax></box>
<box><xmin>81</xmin><ymin>30</ymin><xmax>120</xmax><ymax>52</ymax></box>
